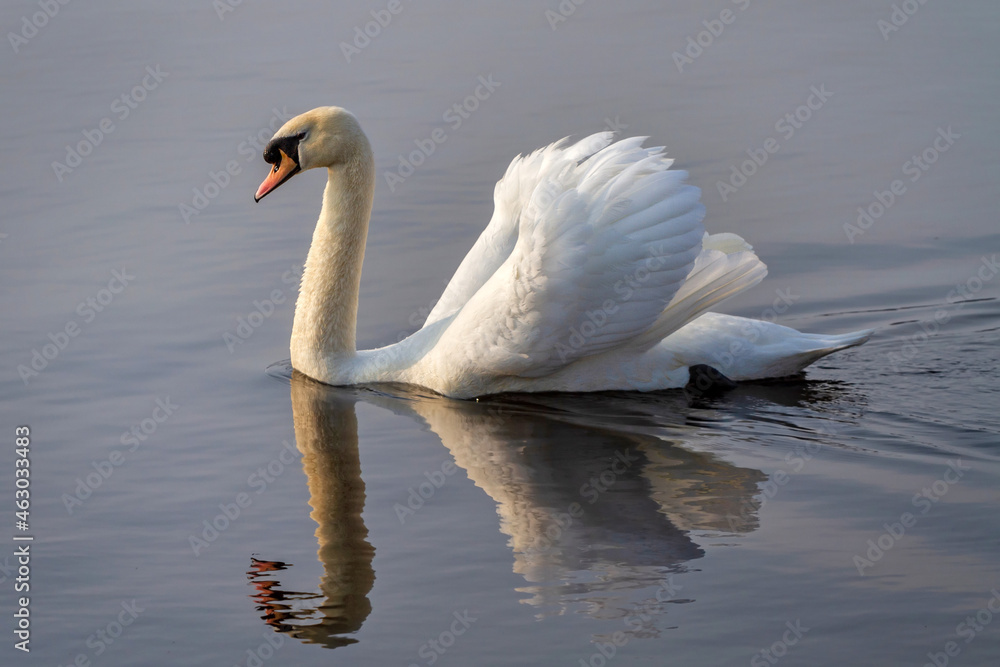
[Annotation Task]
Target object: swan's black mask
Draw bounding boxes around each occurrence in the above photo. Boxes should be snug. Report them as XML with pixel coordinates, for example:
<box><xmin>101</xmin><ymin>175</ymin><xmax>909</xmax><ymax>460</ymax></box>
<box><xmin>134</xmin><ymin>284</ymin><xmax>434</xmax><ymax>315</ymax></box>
<box><xmin>255</xmin><ymin>132</ymin><xmax>306</xmax><ymax>202</ymax></box>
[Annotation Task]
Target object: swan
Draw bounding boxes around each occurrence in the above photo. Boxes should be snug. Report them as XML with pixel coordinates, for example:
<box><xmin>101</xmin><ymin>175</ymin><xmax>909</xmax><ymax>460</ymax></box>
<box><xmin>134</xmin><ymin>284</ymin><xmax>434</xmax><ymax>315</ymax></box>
<box><xmin>254</xmin><ymin>107</ymin><xmax>871</xmax><ymax>399</ymax></box>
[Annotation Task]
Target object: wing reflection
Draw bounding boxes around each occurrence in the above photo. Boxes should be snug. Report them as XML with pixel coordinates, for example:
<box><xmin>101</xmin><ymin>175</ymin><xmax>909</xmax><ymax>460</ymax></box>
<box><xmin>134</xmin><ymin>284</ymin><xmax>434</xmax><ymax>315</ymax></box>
<box><xmin>362</xmin><ymin>388</ymin><xmax>766</xmax><ymax>619</ymax></box>
<box><xmin>254</xmin><ymin>371</ymin><xmax>770</xmax><ymax>647</ymax></box>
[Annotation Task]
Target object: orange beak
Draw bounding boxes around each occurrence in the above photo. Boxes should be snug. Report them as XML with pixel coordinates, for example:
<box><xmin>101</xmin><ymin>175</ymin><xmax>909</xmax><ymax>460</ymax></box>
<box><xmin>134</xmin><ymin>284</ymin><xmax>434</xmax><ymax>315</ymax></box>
<box><xmin>255</xmin><ymin>150</ymin><xmax>301</xmax><ymax>202</ymax></box>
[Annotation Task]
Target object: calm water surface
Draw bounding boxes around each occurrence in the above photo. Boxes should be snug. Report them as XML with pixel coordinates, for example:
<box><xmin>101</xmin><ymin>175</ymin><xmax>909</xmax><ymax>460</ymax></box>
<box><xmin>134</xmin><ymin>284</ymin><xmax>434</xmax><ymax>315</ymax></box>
<box><xmin>1</xmin><ymin>1</ymin><xmax>998</xmax><ymax>665</ymax></box>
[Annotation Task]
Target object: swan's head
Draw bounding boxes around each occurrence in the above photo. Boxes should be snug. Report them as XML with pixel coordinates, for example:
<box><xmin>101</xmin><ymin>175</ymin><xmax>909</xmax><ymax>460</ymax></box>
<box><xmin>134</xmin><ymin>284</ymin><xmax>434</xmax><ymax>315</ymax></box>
<box><xmin>255</xmin><ymin>106</ymin><xmax>368</xmax><ymax>202</ymax></box>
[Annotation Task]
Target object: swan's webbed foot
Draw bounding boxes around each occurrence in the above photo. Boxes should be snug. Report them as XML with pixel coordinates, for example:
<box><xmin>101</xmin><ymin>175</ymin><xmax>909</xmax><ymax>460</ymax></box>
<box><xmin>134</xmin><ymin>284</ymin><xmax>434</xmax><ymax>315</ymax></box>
<box><xmin>685</xmin><ymin>364</ymin><xmax>737</xmax><ymax>398</ymax></box>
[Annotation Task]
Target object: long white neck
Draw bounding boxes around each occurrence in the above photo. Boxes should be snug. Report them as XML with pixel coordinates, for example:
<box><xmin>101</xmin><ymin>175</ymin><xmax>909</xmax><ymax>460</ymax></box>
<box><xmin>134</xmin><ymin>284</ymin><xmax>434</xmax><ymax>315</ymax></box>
<box><xmin>291</xmin><ymin>149</ymin><xmax>375</xmax><ymax>381</ymax></box>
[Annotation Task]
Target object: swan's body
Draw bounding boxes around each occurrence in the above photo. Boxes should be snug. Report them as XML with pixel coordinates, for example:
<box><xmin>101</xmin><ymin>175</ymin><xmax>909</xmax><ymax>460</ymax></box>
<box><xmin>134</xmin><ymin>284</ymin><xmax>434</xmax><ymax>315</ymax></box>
<box><xmin>255</xmin><ymin>107</ymin><xmax>871</xmax><ymax>399</ymax></box>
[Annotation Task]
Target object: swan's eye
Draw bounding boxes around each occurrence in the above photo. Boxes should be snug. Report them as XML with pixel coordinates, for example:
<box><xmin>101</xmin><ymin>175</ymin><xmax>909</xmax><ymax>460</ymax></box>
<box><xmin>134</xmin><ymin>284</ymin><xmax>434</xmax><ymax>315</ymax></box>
<box><xmin>273</xmin><ymin>164</ymin><xmax>279</xmax><ymax>173</ymax></box>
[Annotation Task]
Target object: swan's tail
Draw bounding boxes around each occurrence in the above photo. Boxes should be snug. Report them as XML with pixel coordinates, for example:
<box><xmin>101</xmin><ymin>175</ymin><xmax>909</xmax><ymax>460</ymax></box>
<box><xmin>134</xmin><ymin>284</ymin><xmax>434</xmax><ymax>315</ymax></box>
<box><xmin>664</xmin><ymin>313</ymin><xmax>873</xmax><ymax>380</ymax></box>
<box><xmin>634</xmin><ymin>231</ymin><xmax>873</xmax><ymax>379</ymax></box>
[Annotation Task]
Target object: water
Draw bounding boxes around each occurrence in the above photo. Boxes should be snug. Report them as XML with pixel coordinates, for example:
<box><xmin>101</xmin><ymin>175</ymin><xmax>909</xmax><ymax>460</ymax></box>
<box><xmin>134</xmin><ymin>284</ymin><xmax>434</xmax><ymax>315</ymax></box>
<box><xmin>2</xmin><ymin>1</ymin><xmax>998</xmax><ymax>665</ymax></box>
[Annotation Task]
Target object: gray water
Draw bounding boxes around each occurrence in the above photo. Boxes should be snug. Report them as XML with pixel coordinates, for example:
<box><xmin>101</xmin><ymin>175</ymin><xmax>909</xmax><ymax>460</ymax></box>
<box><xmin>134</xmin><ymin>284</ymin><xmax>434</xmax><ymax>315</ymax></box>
<box><xmin>2</xmin><ymin>1</ymin><xmax>999</xmax><ymax>665</ymax></box>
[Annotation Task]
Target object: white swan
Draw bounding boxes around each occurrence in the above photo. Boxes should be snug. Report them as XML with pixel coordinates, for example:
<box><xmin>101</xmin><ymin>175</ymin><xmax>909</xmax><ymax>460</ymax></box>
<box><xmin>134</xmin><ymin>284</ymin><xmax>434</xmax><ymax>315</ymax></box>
<box><xmin>254</xmin><ymin>107</ymin><xmax>871</xmax><ymax>399</ymax></box>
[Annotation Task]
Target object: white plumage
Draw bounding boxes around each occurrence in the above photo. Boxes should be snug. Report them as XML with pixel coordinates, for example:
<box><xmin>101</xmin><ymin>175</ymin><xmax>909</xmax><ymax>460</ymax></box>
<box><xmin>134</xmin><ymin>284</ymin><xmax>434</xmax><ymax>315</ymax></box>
<box><xmin>255</xmin><ymin>107</ymin><xmax>872</xmax><ymax>398</ymax></box>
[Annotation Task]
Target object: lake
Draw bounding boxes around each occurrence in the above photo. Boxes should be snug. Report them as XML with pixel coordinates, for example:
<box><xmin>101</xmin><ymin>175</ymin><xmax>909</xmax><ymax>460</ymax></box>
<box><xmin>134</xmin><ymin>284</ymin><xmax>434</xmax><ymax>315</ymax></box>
<box><xmin>1</xmin><ymin>1</ymin><xmax>998</xmax><ymax>665</ymax></box>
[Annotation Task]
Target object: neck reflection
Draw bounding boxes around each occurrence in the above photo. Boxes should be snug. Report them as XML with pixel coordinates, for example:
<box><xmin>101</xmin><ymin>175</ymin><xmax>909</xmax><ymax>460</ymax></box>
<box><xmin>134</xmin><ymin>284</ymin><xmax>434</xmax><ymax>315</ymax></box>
<box><xmin>248</xmin><ymin>374</ymin><xmax>374</xmax><ymax>648</ymax></box>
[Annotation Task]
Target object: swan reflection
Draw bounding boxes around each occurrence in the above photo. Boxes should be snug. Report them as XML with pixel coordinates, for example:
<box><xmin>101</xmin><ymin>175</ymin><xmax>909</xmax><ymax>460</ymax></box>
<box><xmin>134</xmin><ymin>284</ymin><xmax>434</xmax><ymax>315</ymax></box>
<box><xmin>253</xmin><ymin>369</ymin><xmax>773</xmax><ymax>646</ymax></box>
<box><xmin>248</xmin><ymin>376</ymin><xmax>374</xmax><ymax>648</ymax></box>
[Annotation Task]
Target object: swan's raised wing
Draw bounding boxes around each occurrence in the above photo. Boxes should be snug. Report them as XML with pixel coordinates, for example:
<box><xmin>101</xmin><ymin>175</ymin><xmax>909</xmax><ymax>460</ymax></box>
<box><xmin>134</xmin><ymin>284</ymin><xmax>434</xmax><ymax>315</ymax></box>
<box><xmin>424</xmin><ymin>133</ymin><xmax>618</xmax><ymax>326</ymax></box>
<box><xmin>425</xmin><ymin>135</ymin><xmax>707</xmax><ymax>380</ymax></box>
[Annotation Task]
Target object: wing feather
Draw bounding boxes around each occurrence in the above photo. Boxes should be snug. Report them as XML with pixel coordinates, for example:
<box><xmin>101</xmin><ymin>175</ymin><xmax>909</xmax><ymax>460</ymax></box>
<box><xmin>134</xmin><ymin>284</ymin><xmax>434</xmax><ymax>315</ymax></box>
<box><xmin>424</xmin><ymin>133</ymin><xmax>618</xmax><ymax>326</ymax></box>
<box><xmin>425</xmin><ymin>135</ymin><xmax>708</xmax><ymax>380</ymax></box>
